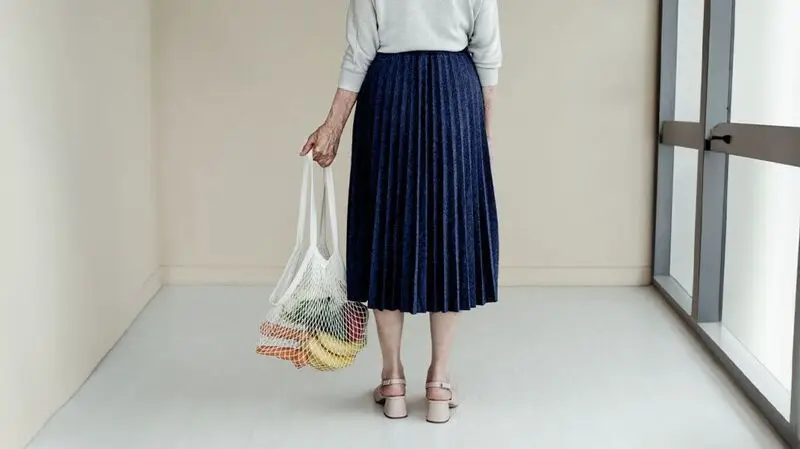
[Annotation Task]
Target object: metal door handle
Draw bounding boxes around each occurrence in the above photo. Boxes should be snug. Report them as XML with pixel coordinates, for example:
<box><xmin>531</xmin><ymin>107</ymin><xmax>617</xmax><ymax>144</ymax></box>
<box><xmin>709</xmin><ymin>134</ymin><xmax>732</xmax><ymax>144</ymax></box>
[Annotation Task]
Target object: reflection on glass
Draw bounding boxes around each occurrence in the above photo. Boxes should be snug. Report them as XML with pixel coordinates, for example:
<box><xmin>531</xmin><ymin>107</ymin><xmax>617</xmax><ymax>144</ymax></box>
<box><xmin>731</xmin><ymin>0</ymin><xmax>800</xmax><ymax>126</ymax></box>
<box><xmin>670</xmin><ymin>147</ymin><xmax>698</xmax><ymax>294</ymax></box>
<box><xmin>722</xmin><ymin>157</ymin><xmax>800</xmax><ymax>392</ymax></box>
<box><xmin>674</xmin><ymin>0</ymin><xmax>705</xmax><ymax>122</ymax></box>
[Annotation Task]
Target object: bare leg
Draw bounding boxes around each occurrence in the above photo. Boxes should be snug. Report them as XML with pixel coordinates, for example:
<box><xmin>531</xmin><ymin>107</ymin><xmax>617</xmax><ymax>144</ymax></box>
<box><xmin>374</xmin><ymin>309</ymin><xmax>405</xmax><ymax>396</ymax></box>
<box><xmin>428</xmin><ymin>311</ymin><xmax>458</xmax><ymax>400</ymax></box>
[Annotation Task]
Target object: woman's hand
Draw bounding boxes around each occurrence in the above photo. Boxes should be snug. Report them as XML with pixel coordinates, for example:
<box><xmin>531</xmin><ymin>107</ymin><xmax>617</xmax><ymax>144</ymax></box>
<box><xmin>301</xmin><ymin>122</ymin><xmax>342</xmax><ymax>168</ymax></box>
<box><xmin>300</xmin><ymin>88</ymin><xmax>359</xmax><ymax>168</ymax></box>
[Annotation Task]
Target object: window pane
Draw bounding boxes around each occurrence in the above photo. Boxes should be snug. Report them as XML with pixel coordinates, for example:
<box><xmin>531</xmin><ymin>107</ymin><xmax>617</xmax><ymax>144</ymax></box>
<box><xmin>722</xmin><ymin>156</ymin><xmax>800</xmax><ymax>415</ymax></box>
<box><xmin>674</xmin><ymin>0</ymin><xmax>705</xmax><ymax>122</ymax></box>
<box><xmin>731</xmin><ymin>0</ymin><xmax>800</xmax><ymax>126</ymax></box>
<box><xmin>670</xmin><ymin>147</ymin><xmax>699</xmax><ymax>294</ymax></box>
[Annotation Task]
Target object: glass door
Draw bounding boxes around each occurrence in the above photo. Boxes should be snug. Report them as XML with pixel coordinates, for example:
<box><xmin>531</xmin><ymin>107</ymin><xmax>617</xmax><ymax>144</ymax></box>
<box><xmin>654</xmin><ymin>0</ymin><xmax>800</xmax><ymax>444</ymax></box>
<box><xmin>654</xmin><ymin>0</ymin><xmax>705</xmax><ymax>313</ymax></box>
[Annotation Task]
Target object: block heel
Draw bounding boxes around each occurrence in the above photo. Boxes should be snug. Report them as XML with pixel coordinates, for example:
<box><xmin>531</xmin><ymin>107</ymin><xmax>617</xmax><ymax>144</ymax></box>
<box><xmin>382</xmin><ymin>396</ymin><xmax>408</xmax><ymax>419</ymax></box>
<box><xmin>373</xmin><ymin>378</ymin><xmax>407</xmax><ymax>419</ymax></box>
<box><xmin>425</xmin><ymin>381</ymin><xmax>458</xmax><ymax>424</ymax></box>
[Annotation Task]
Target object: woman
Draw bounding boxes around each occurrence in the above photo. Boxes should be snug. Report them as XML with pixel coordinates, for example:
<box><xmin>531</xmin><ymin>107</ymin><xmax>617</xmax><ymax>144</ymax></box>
<box><xmin>301</xmin><ymin>0</ymin><xmax>501</xmax><ymax>423</ymax></box>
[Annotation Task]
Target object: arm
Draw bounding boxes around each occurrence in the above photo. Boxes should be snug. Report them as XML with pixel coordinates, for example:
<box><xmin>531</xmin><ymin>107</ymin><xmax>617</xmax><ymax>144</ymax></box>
<box><xmin>482</xmin><ymin>85</ymin><xmax>496</xmax><ymax>141</ymax></box>
<box><xmin>302</xmin><ymin>0</ymin><xmax>378</xmax><ymax>166</ymax></box>
<box><xmin>323</xmin><ymin>89</ymin><xmax>358</xmax><ymax>133</ymax></box>
<box><xmin>469</xmin><ymin>0</ymin><xmax>502</xmax><ymax>148</ymax></box>
<box><xmin>338</xmin><ymin>0</ymin><xmax>379</xmax><ymax>93</ymax></box>
<box><xmin>469</xmin><ymin>0</ymin><xmax>502</xmax><ymax>87</ymax></box>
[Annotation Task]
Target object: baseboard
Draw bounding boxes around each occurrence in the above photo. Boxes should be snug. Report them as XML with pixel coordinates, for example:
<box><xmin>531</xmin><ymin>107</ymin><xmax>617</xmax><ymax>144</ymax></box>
<box><xmin>162</xmin><ymin>265</ymin><xmax>652</xmax><ymax>286</ymax></box>
<box><xmin>162</xmin><ymin>265</ymin><xmax>286</xmax><ymax>285</ymax></box>
<box><xmin>141</xmin><ymin>268</ymin><xmax>163</xmax><ymax>302</ymax></box>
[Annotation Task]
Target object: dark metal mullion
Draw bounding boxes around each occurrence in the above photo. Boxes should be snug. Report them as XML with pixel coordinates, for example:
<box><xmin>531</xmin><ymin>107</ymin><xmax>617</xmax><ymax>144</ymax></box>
<box><xmin>689</xmin><ymin>0</ymin><xmax>712</xmax><ymax>319</ymax></box>
<box><xmin>653</xmin><ymin>0</ymin><xmax>680</xmax><ymax>277</ymax></box>
<box><xmin>690</xmin><ymin>0</ymin><xmax>733</xmax><ymax>323</ymax></box>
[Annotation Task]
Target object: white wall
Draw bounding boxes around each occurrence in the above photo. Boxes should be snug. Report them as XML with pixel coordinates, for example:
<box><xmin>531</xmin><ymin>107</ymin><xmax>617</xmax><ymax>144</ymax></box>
<box><xmin>155</xmin><ymin>0</ymin><xmax>659</xmax><ymax>286</ymax></box>
<box><xmin>0</xmin><ymin>1</ymin><xmax>160</xmax><ymax>448</ymax></box>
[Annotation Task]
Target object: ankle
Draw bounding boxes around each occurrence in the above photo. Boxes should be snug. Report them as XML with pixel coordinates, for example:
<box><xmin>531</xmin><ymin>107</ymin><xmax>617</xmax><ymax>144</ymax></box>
<box><xmin>379</xmin><ymin>369</ymin><xmax>406</xmax><ymax>397</ymax></box>
<box><xmin>382</xmin><ymin>363</ymin><xmax>404</xmax><ymax>380</ymax></box>
<box><xmin>427</xmin><ymin>364</ymin><xmax>449</xmax><ymax>382</ymax></box>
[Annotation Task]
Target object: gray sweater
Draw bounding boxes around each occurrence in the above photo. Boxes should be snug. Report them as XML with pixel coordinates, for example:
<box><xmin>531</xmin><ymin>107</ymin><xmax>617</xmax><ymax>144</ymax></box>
<box><xmin>338</xmin><ymin>0</ymin><xmax>502</xmax><ymax>92</ymax></box>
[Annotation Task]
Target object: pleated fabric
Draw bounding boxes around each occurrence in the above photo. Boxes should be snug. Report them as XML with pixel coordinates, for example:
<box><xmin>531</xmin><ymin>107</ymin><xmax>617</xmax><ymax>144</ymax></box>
<box><xmin>346</xmin><ymin>49</ymin><xmax>499</xmax><ymax>314</ymax></box>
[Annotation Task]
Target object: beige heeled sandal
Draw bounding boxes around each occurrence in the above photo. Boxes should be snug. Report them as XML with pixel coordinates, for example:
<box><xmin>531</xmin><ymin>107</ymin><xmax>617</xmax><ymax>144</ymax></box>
<box><xmin>425</xmin><ymin>381</ymin><xmax>459</xmax><ymax>423</ymax></box>
<box><xmin>373</xmin><ymin>379</ymin><xmax>407</xmax><ymax>419</ymax></box>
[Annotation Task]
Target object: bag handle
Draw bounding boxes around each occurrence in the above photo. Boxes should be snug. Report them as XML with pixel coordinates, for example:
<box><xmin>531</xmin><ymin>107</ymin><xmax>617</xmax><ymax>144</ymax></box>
<box><xmin>318</xmin><ymin>164</ymin><xmax>339</xmax><ymax>254</ymax></box>
<box><xmin>293</xmin><ymin>154</ymin><xmax>314</xmax><ymax>247</ymax></box>
<box><xmin>294</xmin><ymin>154</ymin><xmax>339</xmax><ymax>254</ymax></box>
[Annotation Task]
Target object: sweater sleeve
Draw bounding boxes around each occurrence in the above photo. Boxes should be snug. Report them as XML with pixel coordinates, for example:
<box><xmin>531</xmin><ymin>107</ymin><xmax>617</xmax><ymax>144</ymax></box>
<box><xmin>338</xmin><ymin>0</ymin><xmax>379</xmax><ymax>93</ymax></box>
<box><xmin>469</xmin><ymin>0</ymin><xmax>502</xmax><ymax>86</ymax></box>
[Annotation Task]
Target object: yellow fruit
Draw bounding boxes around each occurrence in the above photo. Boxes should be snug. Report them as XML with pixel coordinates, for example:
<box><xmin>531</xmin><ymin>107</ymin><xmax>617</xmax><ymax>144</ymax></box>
<box><xmin>303</xmin><ymin>334</ymin><xmax>356</xmax><ymax>371</ymax></box>
<box><xmin>307</xmin><ymin>351</ymin><xmax>330</xmax><ymax>371</ymax></box>
<box><xmin>317</xmin><ymin>332</ymin><xmax>365</xmax><ymax>358</ymax></box>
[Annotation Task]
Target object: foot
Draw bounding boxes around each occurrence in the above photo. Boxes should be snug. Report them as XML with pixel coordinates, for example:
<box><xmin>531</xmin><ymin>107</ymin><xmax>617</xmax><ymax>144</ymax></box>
<box><xmin>378</xmin><ymin>367</ymin><xmax>405</xmax><ymax>397</ymax></box>
<box><xmin>374</xmin><ymin>378</ymin><xmax>406</xmax><ymax>400</ymax></box>
<box><xmin>425</xmin><ymin>367</ymin><xmax>456</xmax><ymax>402</ymax></box>
<box><xmin>378</xmin><ymin>379</ymin><xmax>405</xmax><ymax>398</ymax></box>
<box><xmin>426</xmin><ymin>382</ymin><xmax>453</xmax><ymax>401</ymax></box>
<box><xmin>425</xmin><ymin>380</ymin><xmax>458</xmax><ymax>404</ymax></box>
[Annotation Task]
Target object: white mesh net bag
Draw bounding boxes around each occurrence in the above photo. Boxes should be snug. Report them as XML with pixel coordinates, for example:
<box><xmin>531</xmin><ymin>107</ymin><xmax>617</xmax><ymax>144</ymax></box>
<box><xmin>257</xmin><ymin>154</ymin><xmax>369</xmax><ymax>371</ymax></box>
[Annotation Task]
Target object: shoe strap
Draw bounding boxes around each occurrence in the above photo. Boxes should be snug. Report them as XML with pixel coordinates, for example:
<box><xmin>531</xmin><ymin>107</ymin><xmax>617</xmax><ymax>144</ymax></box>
<box><xmin>425</xmin><ymin>381</ymin><xmax>452</xmax><ymax>390</ymax></box>
<box><xmin>381</xmin><ymin>378</ymin><xmax>406</xmax><ymax>386</ymax></box>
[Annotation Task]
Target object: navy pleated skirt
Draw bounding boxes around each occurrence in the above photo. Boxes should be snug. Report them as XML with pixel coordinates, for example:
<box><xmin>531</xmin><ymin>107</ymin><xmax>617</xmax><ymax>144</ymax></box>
<box><xmin>346</xmin><ymin>49</ymin><xmax>499</xmax><ymax>314</ymax></box>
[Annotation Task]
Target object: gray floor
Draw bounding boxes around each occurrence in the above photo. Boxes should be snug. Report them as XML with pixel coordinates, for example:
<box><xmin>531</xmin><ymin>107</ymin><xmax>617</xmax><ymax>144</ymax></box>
<box><xmin>28</xmin><ymin>286</ymin><xmax>787</xmax><ymax>449</ymax></box>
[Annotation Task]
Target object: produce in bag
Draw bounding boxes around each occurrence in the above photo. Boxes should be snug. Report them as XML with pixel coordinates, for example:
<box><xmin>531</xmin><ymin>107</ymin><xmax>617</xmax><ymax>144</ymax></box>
<box><xmin>257</xmin><ymin>154</ymin><xmax>368</xmax><ymax>371</ymax></box>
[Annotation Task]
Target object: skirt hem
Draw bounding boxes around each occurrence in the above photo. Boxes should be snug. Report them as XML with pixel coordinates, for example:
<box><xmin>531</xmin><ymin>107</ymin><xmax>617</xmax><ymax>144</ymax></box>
<box><xmin>348</xmin><ymin>297</ymin><xmax>498</xmax><ymax>315</ymax></box>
